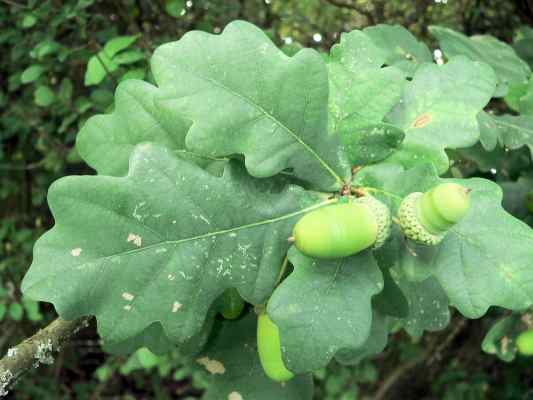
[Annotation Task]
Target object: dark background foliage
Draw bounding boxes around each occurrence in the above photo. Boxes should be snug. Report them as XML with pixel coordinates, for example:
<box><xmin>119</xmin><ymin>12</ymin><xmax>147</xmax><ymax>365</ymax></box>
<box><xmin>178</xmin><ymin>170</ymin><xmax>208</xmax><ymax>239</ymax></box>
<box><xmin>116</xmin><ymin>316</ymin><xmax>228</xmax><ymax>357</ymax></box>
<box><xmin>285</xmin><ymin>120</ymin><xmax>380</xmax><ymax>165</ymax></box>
<box><xmin>1</xmin><ymin>0</ymin><xmax>533</xmax><ymax>398</ymax></box>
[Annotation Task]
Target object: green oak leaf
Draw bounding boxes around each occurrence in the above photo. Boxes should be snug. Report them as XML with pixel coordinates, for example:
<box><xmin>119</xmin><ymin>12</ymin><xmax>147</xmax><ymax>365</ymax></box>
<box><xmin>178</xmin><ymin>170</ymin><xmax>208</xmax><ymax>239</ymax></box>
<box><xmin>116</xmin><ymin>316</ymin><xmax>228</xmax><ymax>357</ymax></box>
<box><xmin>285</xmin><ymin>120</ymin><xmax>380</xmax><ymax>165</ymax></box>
<box><xmin>481</xmin><ymin>314</ymin><xmax>522</xmax><ymax>362</ymax></box>
<box><xmin>355</xmin><ymin>163</ymin><xmax>533</xmax><ymax>318</ymax></box>
<box><xmin>514</xmin><ymin>26</ymin><xmax>533</xmax><ymax>68</ymax></box>
<box><xmin>499</xmin><ymin>176</ymin><xmax>533</xmax><ymax>221</ymax></box>
<box><xmin>385</xmin><ymin>56</ymin><xmax>497</xmax><ymax>173</ymax></box>
<box><xmin>340</xmin><ymin>123</ymin><xmax>405</xmax><ymax>166</ymax></box>
<box><xmin>104</xmin><ymin>305</ymin><xmax>216</xmax><ymax>356</ymax></box>
<box><xmin>153</xmin><ymin>20</ymin><xmax>350</xmax><ymax>191</ymax></box>
<box><xmin>335</xmin><ymin>310</ymin><xmax>390</xmax><ymax>365</ymax></box>
<box><xmin>373</xmin><ymin>265</ymin><xmax>409</xmax><ymax>318</ymax></box>
<box><xmin>103</xmin><ymin>323</ymin><xmax>176</xmax><ymax>356</ymax></box>
<box><xmin>395</xmin><ymin>273</ymin><xmax>450</xmax><ymax>338</ymax></box>
<box><xmin>363</xmin><ymin>24</ymin><xmax>433</xmax><ymax>76</ymax></box>
<box><xmin>22</xmin><ymin>144</ymin><xmax>321</xmax><ymax>345</ymax></box>
<box><xmin>504</xmin><ymin>76</ymin><xmax>533</xmax><ymax>114</ymax></box>
<box><xmin>430</xmin><ymin>26</ymin><xmax>531</xmax><ymax>96</ymax></box>
<box><xmin>373</xmin><ymin>224</ymin><xmax>449</xmax><ymax>335</ymax></box>
<box><xmin>327</xmin><ymin>30</ymin><xmax>406</xmax><ymax>165</ymax></box>
<box><xmin>200</xmin><ymin>313</ymin><xmax>314</xmax><ymax>400</ymax></box>
<box><xmin>77</xmin><ymin>79</ymin><xmax>190</xmax><ymax>176</ymax></box>
<box><xmin>478</xmin><ymin>111</ymin><xmax>533</xmax><ymax>157</ymax></box>
<box><xmin>267</xmin><ymin>247</ymin><xmax>383</xmax><ymax>373</ymax></box>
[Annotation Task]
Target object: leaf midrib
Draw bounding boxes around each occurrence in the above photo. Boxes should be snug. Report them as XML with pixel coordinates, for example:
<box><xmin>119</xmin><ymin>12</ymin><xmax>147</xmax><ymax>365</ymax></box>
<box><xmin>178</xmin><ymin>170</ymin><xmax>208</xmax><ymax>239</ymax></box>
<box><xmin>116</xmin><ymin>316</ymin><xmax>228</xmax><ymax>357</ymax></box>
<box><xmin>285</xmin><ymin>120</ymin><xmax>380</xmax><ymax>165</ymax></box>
<box><xmin>174</xmin><ymin>62</ymin><xmax>344</xmax><ymax>186</ymax></box>
<box><xmin>63</xmin><ymin>199</ymin><xmax>337</xmax><ymax>269</ymax></box>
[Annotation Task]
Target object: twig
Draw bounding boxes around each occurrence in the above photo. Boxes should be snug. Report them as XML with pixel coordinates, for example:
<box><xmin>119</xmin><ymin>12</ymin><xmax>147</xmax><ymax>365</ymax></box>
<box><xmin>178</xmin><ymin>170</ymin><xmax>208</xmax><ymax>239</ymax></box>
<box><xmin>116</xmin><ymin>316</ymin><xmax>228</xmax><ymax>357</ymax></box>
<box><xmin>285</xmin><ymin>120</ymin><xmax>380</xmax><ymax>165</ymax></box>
<box><xmin>0</xmin><ymin>0</ymin><xmax>29</xmax><ymax>8</ymax></box>
<box><xmin>374</xmin><ymin>354</ymin><xmax>425</xmax><ymax>400</ymax></box>
<box><xmin>0</xmin><ymin>317</ymin><xmax>91</xmax><ymax>397</ymax></box>
<box><xmin>426</xmin><ymin>318</ymin><xmax>468</xmax><ymax>367</ymax></box>
<box><xmin>322</xmin><ymin>0</ymin><xmax>375</xmax><ymax>24</ymax></box>
<box><xmin>374</xmin><ymin>317</ymin><xmax>468</xmax><ymax>400</ymax></box>
<box><xmin>94</xmin><ymin>52</ymin><xmax>118</xmax><ymax>86</ymax></box>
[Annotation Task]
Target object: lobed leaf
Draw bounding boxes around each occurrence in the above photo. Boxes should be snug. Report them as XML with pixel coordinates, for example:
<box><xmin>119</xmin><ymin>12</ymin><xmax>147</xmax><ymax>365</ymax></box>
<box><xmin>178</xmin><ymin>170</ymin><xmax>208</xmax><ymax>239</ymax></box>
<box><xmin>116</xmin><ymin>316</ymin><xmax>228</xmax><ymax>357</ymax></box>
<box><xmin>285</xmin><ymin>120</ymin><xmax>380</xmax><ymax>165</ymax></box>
<box><xmin>363</xmin><ymin>24</ymin><xmax>433</xmax><ymax>76</ymax></box>
<box><xmin>77</xmin><ymin>79</ymin><xmax>190</xmax><ymax>176</ymax></box>
<box><xmin>357</xmin><ymin>163</ymin><xmax>533</xmax><ymax>319</ymax></box>
<box><xmin>431</xmin><ymin>26</ymin><xmax>531</xmax><ymax>96</ymax></box>
<box><xmin>267</xmin><ymin>247</ymin><xmax>383</xmax><ymax>373</ymax></box>
<box><xmin>327</xmin><ymin>30</ymin><xmax>406</xmax><ymax>165</ymax></box>
<box><xmin>385</xmin><ymin>56</ymin><xmax>497</xmax><ymax>173</ymax></box>
<box><xmin>22</xmin><ymin>144</ymin><xmax>320</xmax><ymax>345</ymax></box>
<box><xmin>153</xmin><ymin>20</ymin><xmax>350</xmax><ymax>191</ymax></box>
<box><xmin>478</xmin><ymin>111</ymin><xmax>533</xmax><ymax>158</ymax></box>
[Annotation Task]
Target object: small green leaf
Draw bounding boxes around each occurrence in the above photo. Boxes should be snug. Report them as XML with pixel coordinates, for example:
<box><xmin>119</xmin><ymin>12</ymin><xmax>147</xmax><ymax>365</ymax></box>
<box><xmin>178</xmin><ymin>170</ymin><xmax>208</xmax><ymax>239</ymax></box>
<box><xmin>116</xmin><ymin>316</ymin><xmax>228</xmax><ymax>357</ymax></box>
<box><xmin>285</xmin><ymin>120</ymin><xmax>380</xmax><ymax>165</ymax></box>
<box><xmin>103</xmin><ymin>35</ymin><xmax>139</xmax><ymax>58</ymax></box>
<box><xmin>114</xmin><ymin>50</ymin><xmax>145</xmax><ymax>65</ymax></box>
<box><xmin>85</xmin><ymin>53</ymin><xmax>119</xmax><ymax>86</ymax></box>
<box><xmin>95</xmin><ymin>365</ymin><xmax>114</xmax><ymax>382</ymax></box>
<box><xmin>58</xmin><ymin>78</ymin><xmax>73</xmax><ymax>103</ymax></box>
<box><xmin>34</xmin><ymin>85</ymin><xmax>55</xmax><ymax>107</ymax></box>
<box><xmin>165</xmin><ymin>0</ymin><xmax>185</xmax><ymax>18</ymax></box>
<box><xmin>119</xmin><ymin>68</ymin><xmax>146</xmax><ymax>82</ymax></box>
<box><xmin>21</xmin><ymin>65</ymin><xmax>46</xmax><ymax>83</ymax></box>
<box><xmin>482</xmin><ymin>314</ymin><xmax>522</xmax><ymax>362</ymax></box>
<box><xmin>22</xmin><ymin>14</ymin><xmax>37</xmax><ymax>28</ymax></box>
<box><xmin>31</xmin><ymin>40</ymin><xmax>61</xmax><ymax>60</ymax></box>
<box><xmin>8</xmin><ymin>302</ymin><xmax>24</xmax><ymax>321</ymax></box>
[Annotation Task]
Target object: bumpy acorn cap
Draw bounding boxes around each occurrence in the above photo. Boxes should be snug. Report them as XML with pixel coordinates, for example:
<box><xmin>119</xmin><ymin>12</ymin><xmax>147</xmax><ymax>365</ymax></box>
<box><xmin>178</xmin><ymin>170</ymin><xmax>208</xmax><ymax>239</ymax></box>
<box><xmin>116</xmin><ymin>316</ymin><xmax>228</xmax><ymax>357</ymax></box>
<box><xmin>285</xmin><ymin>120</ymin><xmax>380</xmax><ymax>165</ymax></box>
<box><xmin>355</xmin><ymin>195</ymin><xmax>391</xmax><ymax>249</ymax></box>
<box><xmin>398</xmin><ymin>192</ymin><xmax>443</xmax><ymax>245</ymax></box>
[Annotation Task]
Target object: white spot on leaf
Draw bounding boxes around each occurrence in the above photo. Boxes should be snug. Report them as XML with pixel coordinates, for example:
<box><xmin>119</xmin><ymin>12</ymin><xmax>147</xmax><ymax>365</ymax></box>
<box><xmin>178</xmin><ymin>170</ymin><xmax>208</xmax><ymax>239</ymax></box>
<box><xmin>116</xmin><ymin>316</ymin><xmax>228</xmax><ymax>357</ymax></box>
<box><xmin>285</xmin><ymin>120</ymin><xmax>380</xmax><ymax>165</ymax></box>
<box><xmin>71</xmin><ymin>248</ymin><xmax>82</xmax><ymax>257</ymax></box>
<box><xmin>122</xmin><ymin>292</ymin><xmax>135</xmax><ymax>301</ymax></box>
<box><xmin>124</xmin><ymin>305</ymin><xmax>132</xmax><ymax>311</ymax></box>
<box><xmin>127</xmin><ymin>233</ymin><xmax>142</xmax><ymax>247</ymax></box>
<box><xmin>196</xmin><ymin>356</ymin><xmax>225</xmax><ymax>374</ymax></box>
<box><xmin>228</xmin><ymin>392</ymin><xmax>243</xmax><ymax>400</ymax></box>
<box><xmin>172</xmin><ymin>301</ymin><xmax>182</xmax><ymax>313</ymax></box>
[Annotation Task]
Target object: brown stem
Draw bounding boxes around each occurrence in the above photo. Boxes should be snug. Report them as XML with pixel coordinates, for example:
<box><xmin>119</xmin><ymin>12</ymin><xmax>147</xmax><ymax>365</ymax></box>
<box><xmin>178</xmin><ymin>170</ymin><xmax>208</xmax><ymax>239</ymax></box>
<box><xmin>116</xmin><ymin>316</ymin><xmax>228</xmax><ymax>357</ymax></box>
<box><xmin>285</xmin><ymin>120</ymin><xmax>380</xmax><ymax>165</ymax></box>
<box><xmin>322</xmin><ymin>0</ymin><xmax>376</xmax><ymax>24</ymax></box>
<box><xmin>0</xmin><ymin>317</ymin><xmax>91</xmax><ymax>397</ymax></box>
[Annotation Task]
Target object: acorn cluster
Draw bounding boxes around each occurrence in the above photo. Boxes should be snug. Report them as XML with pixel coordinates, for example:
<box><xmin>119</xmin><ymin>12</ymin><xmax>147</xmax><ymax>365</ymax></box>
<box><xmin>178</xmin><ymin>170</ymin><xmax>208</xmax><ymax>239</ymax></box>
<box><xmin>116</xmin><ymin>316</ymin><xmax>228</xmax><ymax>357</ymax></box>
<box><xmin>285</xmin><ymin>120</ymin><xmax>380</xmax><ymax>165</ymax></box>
<box><xmin>292</xmin><ymin>182</ymin><xmax>471</xmax><ymax>260</ymax></box>
<box><xmin>221</xmin><ymin>183</ymin><xmax>472</xmax><ymax>383</ymax></box>
<box><xmin>253</xmin><ymin>182</ymin><xmax>473</xmax><ymax>383</ymax></box>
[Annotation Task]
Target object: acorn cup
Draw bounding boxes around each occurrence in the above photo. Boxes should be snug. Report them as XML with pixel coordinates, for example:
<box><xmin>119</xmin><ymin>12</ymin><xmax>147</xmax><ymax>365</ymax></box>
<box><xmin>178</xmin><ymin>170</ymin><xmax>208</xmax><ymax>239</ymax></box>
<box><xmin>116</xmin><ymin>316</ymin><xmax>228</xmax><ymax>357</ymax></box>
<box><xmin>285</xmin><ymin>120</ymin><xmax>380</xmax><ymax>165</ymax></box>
<box><xmin>398</xmin><ymin>183</ymin><xmax>471</xmax><ymax>245</ymax></box>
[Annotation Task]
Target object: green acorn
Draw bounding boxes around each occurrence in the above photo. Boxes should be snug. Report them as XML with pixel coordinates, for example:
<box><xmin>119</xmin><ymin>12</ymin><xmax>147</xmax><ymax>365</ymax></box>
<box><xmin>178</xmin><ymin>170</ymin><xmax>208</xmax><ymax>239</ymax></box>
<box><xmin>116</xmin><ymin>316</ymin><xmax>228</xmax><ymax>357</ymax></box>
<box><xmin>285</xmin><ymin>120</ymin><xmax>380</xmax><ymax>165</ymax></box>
<box><xmin>257</xmin><ymin>312</ymin><xmax>294</xmax><ymax>382</ymax></box>
<box><xmin>292</xmin><ymin>196</ymin><xmax>391</xmax><ymax>259</ymax></box>
<box><xmin>219</xmin><ymin>288</ymin><xmax>245</xmax><ymax>320</ymax></box>
<box><xmin>398</xmin><ymin>183</ymin><xmax>471</xmax><ymax>245</ymax></box>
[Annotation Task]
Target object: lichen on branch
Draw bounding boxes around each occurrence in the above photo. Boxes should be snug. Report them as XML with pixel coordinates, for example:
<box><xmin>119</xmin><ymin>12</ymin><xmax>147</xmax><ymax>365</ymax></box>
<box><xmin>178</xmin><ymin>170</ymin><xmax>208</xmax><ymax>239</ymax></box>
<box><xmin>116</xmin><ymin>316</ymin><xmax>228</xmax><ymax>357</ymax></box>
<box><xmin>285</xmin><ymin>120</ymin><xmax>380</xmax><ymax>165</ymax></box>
<box><xmin>0</xmin><ymin>317</ymin><xmax>90</xmax><ymax>397</ymax></box>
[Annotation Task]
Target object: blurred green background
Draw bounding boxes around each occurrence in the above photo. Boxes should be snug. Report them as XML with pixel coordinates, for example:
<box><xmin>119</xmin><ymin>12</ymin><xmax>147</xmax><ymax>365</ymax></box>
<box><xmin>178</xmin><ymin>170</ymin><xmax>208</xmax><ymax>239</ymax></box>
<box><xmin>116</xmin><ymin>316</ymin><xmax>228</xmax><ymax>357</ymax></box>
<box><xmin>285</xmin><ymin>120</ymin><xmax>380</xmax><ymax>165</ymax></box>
<box><xmin>1</xmin><ymin>0</ymin><xmax>533</xmax><ymax>399</ymax></box>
